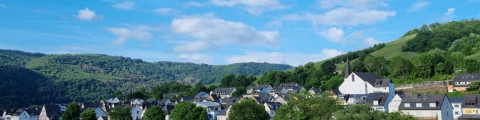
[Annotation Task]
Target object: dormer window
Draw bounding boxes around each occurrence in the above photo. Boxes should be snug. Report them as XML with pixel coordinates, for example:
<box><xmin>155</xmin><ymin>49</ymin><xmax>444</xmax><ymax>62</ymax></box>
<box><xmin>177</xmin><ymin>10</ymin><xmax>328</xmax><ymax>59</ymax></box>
<box><xmin>416</xmin><ymin>103</ymin><xmax>422</xmax><ymax>107</ymax></box>
<box><xmin>430</xmin><ymin>103</ymin><xmax>436</xmax><ymax>107</ymax></box>
<box><xmin>404</xmin><ymin>103</ymin><xmax>410</xmax><ymax>107</ymax></box>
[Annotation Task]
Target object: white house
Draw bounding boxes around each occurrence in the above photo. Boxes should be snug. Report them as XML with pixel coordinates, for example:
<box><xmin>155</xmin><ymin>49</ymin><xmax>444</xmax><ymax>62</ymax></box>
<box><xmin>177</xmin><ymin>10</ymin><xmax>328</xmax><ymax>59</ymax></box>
<box><xmin>449</xmin><ymin>97</ymin><xmax>463</xmax><ymax>120</ymax></box>
<box><xmin>216</xmin><ymin>105</ymin><xmax>231</xmax><ymax>120</ymax></box>
<box><xmin>399</xmin><ymin>94</ymin><xmax>453</xmax><ymax>120</ymax></box>
<box><xmin>388</xmin><ymin>93</ymin><xmax>405</xmax><ymax>113</ymax></box>
<box><xmin>211</xmin><ymin>88</ymin><xmax>236</xmax><ymax>99</ymax></box>
<box><xmin>39</xmin><ymin>105</ymin><xmax>62</xmax><ymax>120</ymax></box>
<box><xmin>196</xmin><ymin>101</ymin><xmax>221</xmax><ymax>120</ymax></box>
<box><xmin>338</xmin><ymin>60</ymin><xmax>395</xmax><ymax>95</ymax></box>
<box><xmin>264</xmin><ymin>102</ymin><xmax>281</xmax><ymax>118</ymax></box>
<box><xmin>130</xmin><ymin>105</ymin><xmax>143</xmax><ymax>120</ymax></box>
<box><xmin>247</xmin><ymin>85</ymin><xmax>273</xmax><ymax>94</ymax></box>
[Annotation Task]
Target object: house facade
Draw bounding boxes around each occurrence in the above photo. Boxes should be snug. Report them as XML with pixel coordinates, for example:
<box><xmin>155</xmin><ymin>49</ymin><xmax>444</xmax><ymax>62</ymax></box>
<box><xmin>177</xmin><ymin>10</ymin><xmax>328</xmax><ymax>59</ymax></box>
<box><xmin>195</xmin><ymin>101</ymin><xmax>221</xmax><ymax>120</ymax></box>
<box><xmin>449</xmin><ymin>97</ymin><xmax>463</xmax><ymax>120</ymax></box>
<box><xmin>388</xmin><ymin>93</ymin><xmax>405</xmax><ymax>113</ymax></box>
<box><xmin>449</xmin><ymin>74</ymin><xmax>480</xmax><ymax>92</ymax></box>
<box><xmin>399</xmin><ymin>94</ymin><xmax>453</xmax><ymax>120</ymax></box>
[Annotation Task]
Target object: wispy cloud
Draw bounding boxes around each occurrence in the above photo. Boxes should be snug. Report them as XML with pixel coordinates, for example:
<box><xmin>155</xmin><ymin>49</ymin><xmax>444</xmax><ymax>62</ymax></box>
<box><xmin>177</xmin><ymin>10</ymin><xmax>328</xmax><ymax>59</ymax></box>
<box><xmin>363</xmin><ymin>37</ymin><xmax>381</xmax><ymax>46</ymax></box>
<box><xmin>227</xmin><ymin>49</ymin><xmax>344</xmax><ymax>66</ymax></box>
<box><xmin>112</xmin><ymin>2</ymin><xmax>135</xmax><ymax>10</ymax></box>
<box><xmin>442</xmin><ymin>8</ymin><xmax>455</xmax><ymax>21</ymax></box>
<box><xmin>154</xmin><ymin>8</ymin><xmax>175</xmax><ymax>15</ymax></box>
<box><xmin>408</xmin><ymin>2</ymin><xmax>429</xmax><ymax>13</ymax></box>
<box><xmin>178</xmin><ymin>53</ymin><xmax>214</xmax><ymax>64</ymax></box>
<box><xmin>209</xmin><ymin>0</ymin><xmax>288</xmax><ymax>15</ymax></box>
<box><xmin>106</xmin><ymin>27</ymin><xmax>153</xmax><ymax>45</ymax></box>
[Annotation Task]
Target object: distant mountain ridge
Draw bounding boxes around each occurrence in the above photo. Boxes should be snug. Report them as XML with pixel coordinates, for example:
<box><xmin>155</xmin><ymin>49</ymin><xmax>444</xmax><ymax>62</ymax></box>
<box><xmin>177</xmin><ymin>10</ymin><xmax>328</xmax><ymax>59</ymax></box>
<box><xmin>0</xmin><ymin>49</ymin><xmax>292</xmax><ymax>109</ymax></box>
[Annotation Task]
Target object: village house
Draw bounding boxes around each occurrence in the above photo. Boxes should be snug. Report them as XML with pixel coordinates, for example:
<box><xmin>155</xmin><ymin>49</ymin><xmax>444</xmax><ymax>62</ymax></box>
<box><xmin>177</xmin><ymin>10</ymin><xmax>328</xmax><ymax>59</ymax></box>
<box><xmin>195</xmin><ymin>101</ymin><xmax>221</xmax><ymax>120</ymax></box>
<box><xmin>458</xmin><ymin>94</ymin><xmax>480</xmax><ymax>120</ymax></box>
<box><xmin>338</xmin><ymin>59</ymin><xmax>395</xmax><ymax>95</ymax></box>
<box><xmin>2</xmin><ymin>108</ymin><xmax>41</xmax><ymax>120</ymax></box>
<box><xmin>211</xmin><ymin>87</ymin><xmax>236</xmax><ymax>99</ymax></box>
<box><xmin>264</xmin><ymin>102</ymin><xmax>281</xmax><ymax>118</ymax></box>
<box><xmin>247</xmin><ymin>85</ymin><xmax>273</xmax><ymax>94</ymax></box>
<box><xmin>449</xmin><ymin>74</ymin><xmax>480</xmax><ymax>92</ymax></box>
<box><xmin>81</xmin><ymin>102</ymin><xmax>105</xmax><ymax>118</ymax></box>
<box><xmin>39</xmin><ymin>104</ymin><xmax>62</xmax><ymax>120</ymax></box>
<box><xmin>388</xmin><ymin>93</ymin><xmax>405</xmax><ymax>113</ymax></box>
<box><xmin>216</xmin><ymin>105</ymin><xmax>231</xmax><ymax>120</ymax></box>
<box><xmin>449</xmin><ymin>97</ymin><xmax>464</xmax><ymax>120</ymax></box>
<box><xmin>399</xmin><ymin>94</ymin><xmax>453</xmax><ymax>120</ymax></box>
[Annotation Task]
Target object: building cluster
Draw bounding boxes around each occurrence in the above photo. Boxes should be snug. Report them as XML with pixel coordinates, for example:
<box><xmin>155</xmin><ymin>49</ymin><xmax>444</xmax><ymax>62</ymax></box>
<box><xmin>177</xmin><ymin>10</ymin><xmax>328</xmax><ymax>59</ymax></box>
<box><xmin>3</xmin><ymin>60</ymin><xmax>480</xmax><ymax>120</ymax></box>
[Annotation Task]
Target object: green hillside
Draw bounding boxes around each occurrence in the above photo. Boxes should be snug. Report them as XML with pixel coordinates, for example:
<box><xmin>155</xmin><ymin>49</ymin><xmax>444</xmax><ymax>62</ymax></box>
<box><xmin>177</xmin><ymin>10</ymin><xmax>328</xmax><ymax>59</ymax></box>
<box><xmin>0</xmin><ymin>49</ymin><xmax>292</xmax><ymax>109</ymax></box>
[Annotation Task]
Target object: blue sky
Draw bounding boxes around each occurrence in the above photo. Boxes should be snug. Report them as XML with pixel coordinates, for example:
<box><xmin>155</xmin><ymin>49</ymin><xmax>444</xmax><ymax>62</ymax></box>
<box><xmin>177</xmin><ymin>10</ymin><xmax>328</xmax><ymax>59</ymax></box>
<box><xmin>1</xmin><ymin>0</ymin><xmax>479</xmax><ymax>66</ymax></box>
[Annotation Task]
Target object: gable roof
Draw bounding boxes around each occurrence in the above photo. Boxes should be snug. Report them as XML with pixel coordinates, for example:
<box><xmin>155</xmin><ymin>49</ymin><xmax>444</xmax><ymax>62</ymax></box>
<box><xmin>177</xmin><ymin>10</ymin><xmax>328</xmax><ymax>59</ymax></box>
<box><xmin>309</xmin><ymin>87</ymin><xmax>320</xmax><ymax>94</ymax></box>
<box><xmin>454</xmin><ymin>74</ymin><xmax>480</xmax><ymax>87</ymax></box>
<box><xmin>212</xmin><ymin>87</ymin><xmax>236</xmax><ymax>95</ymax></box>
<box><xmin>463</xmin><ymin>94</ymin><xmax>480</xmax><ymax>108</ymax></box>
<box><xmin>353</xmin><ymin>72</ymin><xmax>384</xmax><ymax>86</ymax></box>
<box><xmin>398</xmin><ymin>94</ymin><xmax>446</xmax><ymax>110</ymax></box>
<box><xmin>195</xmin><ymin>92</ymin><xmax>209</xmax><ymax>98</ymax></box>
<box><xmin>43</xmin><ymin>104</ymin><xmax>62</xmax><ymax>118</ymax></box>
<box><xmin>265</xmin><ymin>102</ymin><xmax>281</xmax><ymax>110</ymax></box>
<box><xmin>450</xmin><ymin>97</ymin><xmax>463</xmax><ymax>103</ymax></box>
<box><xmin>366</xmin><ymin>93</ymin><xmax>389</xmax><ymax>106</ymax></box>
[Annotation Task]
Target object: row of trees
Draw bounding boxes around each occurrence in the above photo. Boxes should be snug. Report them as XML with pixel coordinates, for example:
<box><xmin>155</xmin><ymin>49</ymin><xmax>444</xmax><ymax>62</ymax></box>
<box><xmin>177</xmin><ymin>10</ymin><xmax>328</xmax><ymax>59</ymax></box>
<box><xmin>61</xmin><ymin>102</ymin><xmax>97</xmax><ymax>120</ymax></box>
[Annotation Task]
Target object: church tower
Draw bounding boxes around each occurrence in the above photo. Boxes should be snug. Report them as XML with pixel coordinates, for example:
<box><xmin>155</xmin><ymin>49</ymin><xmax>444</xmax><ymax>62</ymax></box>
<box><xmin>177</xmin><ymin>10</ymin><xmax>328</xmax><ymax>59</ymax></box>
<box><xmin>345</xmin><ymin>58</ymin><xmax>350</xmax><ymax>78</ymax></box>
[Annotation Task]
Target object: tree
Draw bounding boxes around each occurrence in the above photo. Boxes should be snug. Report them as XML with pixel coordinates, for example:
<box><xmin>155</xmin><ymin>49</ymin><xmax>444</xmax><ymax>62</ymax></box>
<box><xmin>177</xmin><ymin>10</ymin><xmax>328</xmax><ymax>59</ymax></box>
<box><xmin>413</xmin><ymin>53</ymin><xmax>436</xmax><ymax>78</ymax></box>
<box><xmin>228</xmin><ymin>99</ymin><xmax>270</xmax><ymax>120</ymax></box>
<box><xmin>220</xmin><ymin>74</ymin><xmax>236</xmax><ymax>87</ymax></box>
<box><xmin>364</xmin><ymin>56</ymin><xmax>389</xmax><ymax>76</ymax></box>
<box><xmin>109</xmin><ymin>107</ymin><xmax>131</xmax><ymax>120</ymax></box>
<box><xmin>62</xmin><ymin>102</ymin><xmax>81</xmax><ymax>120</ymax></box>
<box><xmin>80</xmin><ymin>108</ymin><xmax>97</xmax><ymax>120</ymax></box>
<box><xmin>465</xmin><ymin>59</ymin><xmax>480</xmax><ymax>73</ymax></box>
<box><xmin>247</xmin><ymin>74</ymin><xmax>257</xmax><ymax>84</ymax></box>
<box><xmin>273</xmin><ymin>91</ymin><xmax>341</xmax><ymax>120</ymax></box>
<box><xmin>232</xmin><ymin>87</ymin><xmax>247</xmax><ymax>97</ymax></box>
<box><xmin>333</xmin><ymin>104</ymin><xmax>414</xmax><ymax>120</ymax></box>
<box><xmin>320</xmin><ymin>61</ymin><xmax>336</xmax><ymax>75</ymax></box>
<box><xmin>388</xmin><ymin>56</ymin><xmax>413</xmax><ymax>78</ymax></box>
<box><xmin>170</xmin><ymin>102</ymin><xmax>207</xmax><ymax>120</ymax></box>
<box><xmin>449</xmin><ymin>52</ymin><xmax>464</xmax><ymax>68</ymax></box>
<box><xmin>142</xmin><ymin>106</ymin><xmax>165</xmax><ymax>120</ymax></box>
<box><xmin>351</xmin><ymin>60</ymin><xmax>366</xmax><ymax>72</ymax></box>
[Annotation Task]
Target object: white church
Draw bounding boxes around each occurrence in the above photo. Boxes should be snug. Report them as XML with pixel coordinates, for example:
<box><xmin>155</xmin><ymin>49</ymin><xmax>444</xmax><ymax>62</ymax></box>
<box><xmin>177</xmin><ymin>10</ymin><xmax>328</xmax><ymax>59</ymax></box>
<box><xmin>338</xmin><ymin>59</ymin><xmax>395</xmax><ymax>94</ymax></box>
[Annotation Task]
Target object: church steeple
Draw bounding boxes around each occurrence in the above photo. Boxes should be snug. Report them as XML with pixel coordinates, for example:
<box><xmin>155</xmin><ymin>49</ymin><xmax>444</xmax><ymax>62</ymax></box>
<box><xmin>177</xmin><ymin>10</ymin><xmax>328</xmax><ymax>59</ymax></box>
<box><xmin>345</xmin><ymin>58</ymin><xmax>351</xmax><ymax>78</ymax></box>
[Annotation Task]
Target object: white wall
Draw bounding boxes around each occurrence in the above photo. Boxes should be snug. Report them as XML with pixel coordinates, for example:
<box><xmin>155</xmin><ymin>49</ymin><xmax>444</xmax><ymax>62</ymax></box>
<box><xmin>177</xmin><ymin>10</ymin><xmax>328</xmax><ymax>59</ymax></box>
<box><xmin>388</xmin><ymin>94</ymin><xmax>402</xmax><ymax>112</ymax></box>
<box><xmin>452</xmin><ymin>102</ymin><xmax>462</xmax><ymax>119</ymax></box>
<box><xmin>131</xmin><ymin>105</ymin><xmax>143</xmax><ymax>120</ymax></box>
<box><xmin>339</xmin><ymin>73</ymin><xmax>374</xmax><ymax>94</ymax></box>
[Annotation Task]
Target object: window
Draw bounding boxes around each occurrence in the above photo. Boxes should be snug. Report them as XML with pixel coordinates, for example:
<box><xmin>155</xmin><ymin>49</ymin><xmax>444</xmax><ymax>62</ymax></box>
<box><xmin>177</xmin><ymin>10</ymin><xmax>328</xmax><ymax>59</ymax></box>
<box><xmin>455</xmin><ymin>112</ymin><xmax>459</xmax><ymax>115</ymax></box>
<box><xmin>404</xmin><ymin>103</ymin><xmax>410</xmax><ymax>107</ymax></box>
<box><xmin>466</xmin><ymin>110</ymin><xmax>472</xmax><ymax>114</ymax></box>
<box><xmin>352</xmin><ymin>75</ymin><xmax>355</xmax><ymax>82</ymax></box>
<box><xmin>416</xmin><ymin>103</ymin><xmax>422</xmax><ymax>107</ymax></box>
<box><xmin>429</xmin><ymin>103</ymin><xmax>436</xmax><ymax>107</ymax></box>
<box><xmin>455</xmin><ymin>105</ymin><xmax>459</xmax><ymax>108</ymax></box>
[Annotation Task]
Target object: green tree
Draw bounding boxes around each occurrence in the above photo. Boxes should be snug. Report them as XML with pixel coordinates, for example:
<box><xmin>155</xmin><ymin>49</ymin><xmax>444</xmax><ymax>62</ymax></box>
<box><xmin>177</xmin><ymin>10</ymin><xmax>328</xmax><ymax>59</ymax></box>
<box><xmin>220</xmin><ymin>74</ymin><xmax>236</xmax><ymax>87</ymax></box>
<box><xmin>170</xmin><ymin>102</ymin><xmax>207</xmax><ymax>120</ymax></box>
<box><xmin>465</xmin><ymin>59</ymin><xmax>480</xmax><ymax>73</ymax></box>
<box><xmin>109</xmin><ymin>107</ymin><xmax>131</xmax><ymax>120</ymax></box>
<box><xmin>62</xmin><ymin>102</ymin><xmax>81</xmax><ymax>120</ymax></box>
<box><xmin>449</xmin><ymin>52</ymin><xmax>464</xmax><ymax>68</ymax></box>
<box><xmin>232</xmin><ymin>87</ymin><xmax>247</xmax><ymax>97</ymax></box>
<box><xmin>142</xmin><ymin>106</ymin><xmax>165</xmax><ymax>120</ymax></box>
<box><xmin>388</xmin><ymin>56</ymin><xmax>413</xmax><ymax>78</ymax></box>
<box><xmin>320</xmin><ymin>61</ymin><xmax>336</xmax><ymax>75</ymax></box>
<box><xmin>273</xmin><ymin>91</ymin><xmax>341</xmax><ymax>120</ymax></box>
<box><xmin>333</xmin><ymin>104</ymin><xmax>415</xmax><ymax>120</ymax></box>
<box><xmin>228</xmin><ymin>99</ymin><xmax>270</xmax><ymax>120</ymax></box>
<box><xmin>413</xmin><ymin>53</ymin><xmax>436</xmax><ymax>78</ymax></box>
<box><xmin>247</xmin><ymin>74</ymin><xmax>257</xmax><ymax>84</ymax></box>
<box><xmin>364</xmin><ymin>56</ymin><xmax>389</xmax><ymax>76</ymax></box>
<box><xmin>80</xmin><ymin>108</ymin><xmax>97</xmax><ymax>120</ymax></box>
<box><xmin>351</xmin><ymin>60</ymin><xmax>366</xmax><ymax>72</ymax></box>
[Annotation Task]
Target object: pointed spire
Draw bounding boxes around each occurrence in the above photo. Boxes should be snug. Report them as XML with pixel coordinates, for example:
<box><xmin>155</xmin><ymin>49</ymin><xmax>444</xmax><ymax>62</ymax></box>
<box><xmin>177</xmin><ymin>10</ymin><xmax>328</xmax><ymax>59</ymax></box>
<box><xmin>345</xmin><ymin>58</ymin><xmax>351</xmax><ymax>78</ymax></box>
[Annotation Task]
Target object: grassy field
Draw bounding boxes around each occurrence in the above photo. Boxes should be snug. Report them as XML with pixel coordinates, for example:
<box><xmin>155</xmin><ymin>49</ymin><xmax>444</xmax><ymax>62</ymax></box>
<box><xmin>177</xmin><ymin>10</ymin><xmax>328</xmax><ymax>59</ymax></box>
<box><xmin>370</xmin><ymin>34</ymin><xmax>419</xmax><ymax>60</ymax></box>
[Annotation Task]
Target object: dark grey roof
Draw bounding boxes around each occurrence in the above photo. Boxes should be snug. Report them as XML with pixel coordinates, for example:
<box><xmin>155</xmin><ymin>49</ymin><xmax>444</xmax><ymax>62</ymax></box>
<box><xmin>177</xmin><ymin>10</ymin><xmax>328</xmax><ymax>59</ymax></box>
<box><xmin>26</xmin><ymin>108</ymin><xmax>41</xmax><ymax>116</ymax></box>
<box><xmin>463</xmin><ymin>94</ymin><xmax>480</xmax><ymax>108</ymax></box>
<box><xmin>450</xmin><ymin>97</ymin><xmax>464</xmax><ymax>103</ymax></box>
<box><xmin>180</xmin><ymin>96</ymin><xmax>194</xmax><ymax>102</ymax></box>
<box><xmin>217</xmin><ymin>105</ymin><xmax>230</xmax><ymax>116</ymax></box>
<box><xmin>254</xmin><ymin>93</ymin><xmax>273</xmax><ymax>104</ymax></box>
<box><xmin>44</xmin><ymin>104</ymin><xmax>62</xmax><ymax>118</ymax></box>
<box><xmin>398</xmin><ymin>94</ymin><xmax>446</xmax><ymax>110</ymax></box>
<box><xmin>247</xmin><ymin>85</ymin><xmax>270</xmax><ymax>91</ymax></box>
<box><xmin>332</xmin><ymin>89</ymin><xmax>342</xmax><ymax>95</ymax></box>
<box><xmin>453</xmin><ymin>74</ymin><xmax>480</xmax><ymax>87</ymax></box>
<box><xmin>195</xmin><ymin>92</ymin><xmax>209</xmax><ymax>98</ymax></box>
<box><xmin>353</xmin><ymin>72</ymin><xmax>384</xmax><ymax>86</ymax></box>
<box><xmin>222</xmin><ymin>97</ymin><xmax>239</xmax><ymax>104</ymax></box>
<box><xmin>162</xmin><ymin>105</ymin><xmax>175</xmax><ymax>115</ymax></box>
<box><xmin>374</xmin><ymin>79</ymin><xmax>391</xmax><ymax>87</ymax></box>
<box><xmin>212</xmin><ymin>87</ymin><xmax>236</xmax><ymax>95</ymax></box>
<box><xmin>309</xmin><ymin>87</ymin><xmax>321</xmax><ymax>93</ymax></box>
<box><xmin>82</xmin><ymin>101</ymin><xmax>101</xmax><ymax>108</ymax></box>
<box><xmin>458</xmin><ymin>114</ymin><xmax>480</xmax><ymax>119</ymax></box>
<box><xmin>265</xmin><ymin>102</ymin><xmax>281</xmax><ymax>110</ymax></box>
<box><xmin>366</xmin><ymin>93</ymin><xmax>389</xmax><ymax>106</ymax></box>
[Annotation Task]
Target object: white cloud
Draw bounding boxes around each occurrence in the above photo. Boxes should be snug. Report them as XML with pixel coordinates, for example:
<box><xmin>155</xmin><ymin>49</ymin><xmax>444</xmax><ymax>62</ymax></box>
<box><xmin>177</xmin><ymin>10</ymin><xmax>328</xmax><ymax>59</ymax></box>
<box><xmin>266</xmin><ymin>21</ymin><xmax>282</xmax><ymax>28</ymax></box>
<box><xmin>363</xmin><ymin>37</ymin><xmax>381</xmax><ymax>46</ymax></box>
<box><xmin>348</xmin><ymin>31</ymin><xmax>364</xmax><ymax>39</ymax></box>
<box><xmin>76</xmin><ymin>8</ymin><xmax>103</xmax><ymax>21</ymax></box>
<box><xmin>174</xmin><ymin>41</ymin><xmax>217</xmax><ymax>52</ymax></box>
<box><xmin>442</xmin><ymin>8</ymin><xmax>455</xmax><ymax>21</ymax></box>
<box><xmin>318</xmin><ymin>0</ymin><xmax>388</xmax><ymax>10</ymax></box>
<box><xmin>319</xmin><ymin>27</ymin><xmax>347</xmax><ymax>44</ymax></box>
<box><xmin>106</xmin><ymin>27</ymin><xmax>153</xmax><ymax>45</ymax></box>
<box><xmin>227</xmin><ymin>49</ymin><xmax>344</xmax><ymax>66</ymax></box>
<box><xmin>408</xmin><ymin>2</ymin><xmax>429</xmax><ymax>13</ymax></box>
<box><xmin>185</xmin><ymin>1</ymin><xmax>205</xmax><ymax>7</ymax></box>
<box><xmin>113</xmin><ymin>2</ymin><xmax>135</xmax><ymax>9</ymax></box>
<box><xmin>179</xmin><ymin>53</ymin><xmax>214</xmax><ymax>64</ymax></box>
<box><xmin>308</xmin><ymin>8</ymin><xmax>396</xmax><ymax>26</ymax></box>
<box><xmin>171</xmin><ymin>14</ymin><xmax>280</xmax><ymax>52</ymax></box>
<box><xmin>209</xmin><ymin>0</ymin><xmax>288</xmax><ymax>15</ymax></box>
<box><xmin>154</xmin><ymin>8</ymin><xmax>175</xmax><ymax>15</ymax></box>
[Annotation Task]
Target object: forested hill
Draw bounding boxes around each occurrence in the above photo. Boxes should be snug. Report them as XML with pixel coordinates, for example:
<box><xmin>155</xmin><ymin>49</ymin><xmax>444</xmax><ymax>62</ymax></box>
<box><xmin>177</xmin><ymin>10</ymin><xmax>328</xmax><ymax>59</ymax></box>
<box><xmin>257</xmin><ymin>19</ymin><xmax>480</xmax><ymax>92</ymax></box>
<box><xmin>0</xmin><ymin>49</ymin><xmax>292</xmax><ymax>109</ymax></box>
